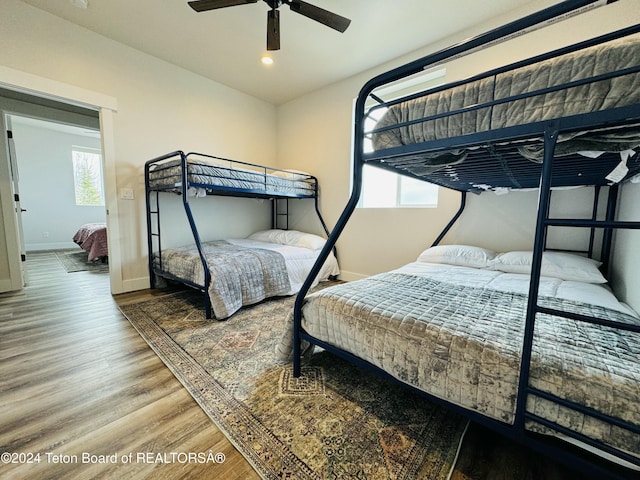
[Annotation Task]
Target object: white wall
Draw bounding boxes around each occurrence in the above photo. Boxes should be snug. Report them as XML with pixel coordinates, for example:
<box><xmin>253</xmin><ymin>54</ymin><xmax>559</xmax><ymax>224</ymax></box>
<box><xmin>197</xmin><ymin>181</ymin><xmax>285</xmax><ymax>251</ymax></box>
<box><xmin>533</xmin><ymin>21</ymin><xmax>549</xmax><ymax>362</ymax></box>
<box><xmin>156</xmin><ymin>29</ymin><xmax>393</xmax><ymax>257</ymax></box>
<box><xmin>0</xmin><ymin>0</ymin><xmax>278</xmax><ymax>291</ymax></box>
<box><xmin>276</xmin><ymin>0</ymin><xmax>640</xmax><ymax>310</ymax></box>
<box><xmin>11</xmin><ymin>120</ymin><xmax>104</xmax><ymax>251</ymax></box>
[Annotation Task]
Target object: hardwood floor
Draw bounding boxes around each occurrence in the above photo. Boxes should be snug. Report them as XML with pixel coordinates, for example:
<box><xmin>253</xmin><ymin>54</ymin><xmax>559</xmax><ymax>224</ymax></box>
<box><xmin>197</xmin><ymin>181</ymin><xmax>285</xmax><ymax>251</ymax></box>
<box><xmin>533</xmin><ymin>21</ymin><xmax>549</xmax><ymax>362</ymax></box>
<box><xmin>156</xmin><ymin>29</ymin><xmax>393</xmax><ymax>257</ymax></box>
<box><xmin>0</xmin><ymin>252</ymin><xmax>259</xmax><ymax>480</ymax></box>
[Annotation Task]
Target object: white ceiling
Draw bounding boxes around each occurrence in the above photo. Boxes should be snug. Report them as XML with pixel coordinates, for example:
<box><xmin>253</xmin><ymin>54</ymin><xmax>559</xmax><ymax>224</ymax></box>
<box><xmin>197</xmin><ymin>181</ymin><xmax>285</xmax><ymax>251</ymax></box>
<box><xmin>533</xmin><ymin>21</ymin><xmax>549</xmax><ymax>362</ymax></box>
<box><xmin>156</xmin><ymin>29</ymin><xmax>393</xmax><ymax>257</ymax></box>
<box><xmin>20</xmin><ymin>0</ymin><xmax>544</xmax><ymax>105</ymax></box>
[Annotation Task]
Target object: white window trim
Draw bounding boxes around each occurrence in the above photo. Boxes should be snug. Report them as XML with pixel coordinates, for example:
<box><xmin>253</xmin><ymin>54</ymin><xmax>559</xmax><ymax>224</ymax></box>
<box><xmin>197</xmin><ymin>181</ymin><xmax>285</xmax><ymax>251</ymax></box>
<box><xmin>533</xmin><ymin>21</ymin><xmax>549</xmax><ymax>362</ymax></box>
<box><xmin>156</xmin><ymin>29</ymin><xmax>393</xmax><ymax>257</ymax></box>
<box><xmin>72</xmin><ymin>145</ymin><xmax>105</xmax><ymax>207</ymax></box>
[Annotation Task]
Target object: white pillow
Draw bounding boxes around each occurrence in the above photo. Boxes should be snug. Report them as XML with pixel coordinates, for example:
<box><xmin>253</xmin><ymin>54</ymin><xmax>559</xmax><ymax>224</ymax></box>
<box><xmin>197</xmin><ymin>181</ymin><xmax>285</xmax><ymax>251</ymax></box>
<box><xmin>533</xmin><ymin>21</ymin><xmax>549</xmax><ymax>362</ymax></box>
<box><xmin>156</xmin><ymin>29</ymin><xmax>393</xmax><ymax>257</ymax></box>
<box><xmin>417</xmin><ymin>245</ymin><xmax>498</xmax><ymax>269</ymax></box>
<box><xmin>280</xmin><ymin>230</ymin><xmax>326</xmax><ymax>250</ymax></box>
<box><xmin>247</xmin><ymin>229</ymin><xmax>326</xmax><ymax>251</ymax></box>
<box><xmin>247</xmin><ymin>229</ymin><xmax>285</xmax><ymax>244</ymax></box>
<box><xmin>491</xmin><ymin>251</ymin><xmax>607</xmax><ymax>284</ymax></box>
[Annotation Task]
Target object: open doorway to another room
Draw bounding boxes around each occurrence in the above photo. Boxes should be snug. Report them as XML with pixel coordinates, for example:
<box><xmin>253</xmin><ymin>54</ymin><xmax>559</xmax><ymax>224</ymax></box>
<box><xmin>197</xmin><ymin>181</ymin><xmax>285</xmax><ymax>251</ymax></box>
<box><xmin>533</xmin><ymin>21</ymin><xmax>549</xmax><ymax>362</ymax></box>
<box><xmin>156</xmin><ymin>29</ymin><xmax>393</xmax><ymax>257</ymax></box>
<box><xmin>7</xmin><ymin>114</ymin><xmax>108</xmax><ymax>273</ymax></box>
<box><xmin>0</xmin><ymin>72</ymin><xmax>121</xmax><ymax>297</ymax></box>
<box><xmin>6</xmin><ymin>113</ymin><xmax>108</xmax><ymax>280</ymax></box>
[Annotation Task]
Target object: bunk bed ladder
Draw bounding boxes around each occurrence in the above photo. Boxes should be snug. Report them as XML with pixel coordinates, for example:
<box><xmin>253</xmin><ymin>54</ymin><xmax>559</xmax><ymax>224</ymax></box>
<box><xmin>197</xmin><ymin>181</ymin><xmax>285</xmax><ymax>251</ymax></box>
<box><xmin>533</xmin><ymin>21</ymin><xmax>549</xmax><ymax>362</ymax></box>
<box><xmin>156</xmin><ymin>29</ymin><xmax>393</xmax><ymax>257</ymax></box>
<box><xmin>145</xmin><ymin>174</ymin><xmax>162</xmax><ymax>289</ymax></box>
<box><xmin>515</xmin><ymin>127</ymin><xmax>640</xmax><ymax>473</ymax></box>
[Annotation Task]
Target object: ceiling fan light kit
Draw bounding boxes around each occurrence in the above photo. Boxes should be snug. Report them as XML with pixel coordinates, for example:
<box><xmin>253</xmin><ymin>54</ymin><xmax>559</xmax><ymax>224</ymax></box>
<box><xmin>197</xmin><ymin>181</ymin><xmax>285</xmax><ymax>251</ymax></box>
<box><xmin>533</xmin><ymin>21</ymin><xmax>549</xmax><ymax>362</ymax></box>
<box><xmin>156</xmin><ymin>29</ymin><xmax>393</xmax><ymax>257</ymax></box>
<box><xmin>260</xmin><ymin>54</ymin><xmax>274</xmax><ymax>65</ymax></box>
<box><xmin>188</xmin><ymin>0</ymin><xmax>351</xmax><ymax>51</ymax></box>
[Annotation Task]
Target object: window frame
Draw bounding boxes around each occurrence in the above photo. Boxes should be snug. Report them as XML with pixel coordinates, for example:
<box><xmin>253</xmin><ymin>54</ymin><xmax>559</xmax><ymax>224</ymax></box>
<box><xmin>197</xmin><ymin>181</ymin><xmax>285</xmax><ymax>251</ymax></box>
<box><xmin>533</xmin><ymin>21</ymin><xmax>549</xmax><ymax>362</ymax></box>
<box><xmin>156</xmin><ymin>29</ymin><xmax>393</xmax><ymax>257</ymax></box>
<box><xmin>72</xmin><ymin>146</ymin><xmax>105</xmax><ymax>207</ymax></box>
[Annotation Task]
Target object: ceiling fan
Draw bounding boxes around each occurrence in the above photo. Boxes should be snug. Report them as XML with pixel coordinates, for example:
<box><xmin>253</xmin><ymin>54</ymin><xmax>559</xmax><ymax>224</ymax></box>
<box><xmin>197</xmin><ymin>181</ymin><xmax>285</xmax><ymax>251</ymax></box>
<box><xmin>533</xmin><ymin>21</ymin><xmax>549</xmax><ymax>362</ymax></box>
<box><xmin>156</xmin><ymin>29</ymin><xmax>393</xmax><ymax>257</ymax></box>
<box><xmin>188</xmin><ymin>0</ymin><xmax>351</xmax><ymax>51</ymax></box>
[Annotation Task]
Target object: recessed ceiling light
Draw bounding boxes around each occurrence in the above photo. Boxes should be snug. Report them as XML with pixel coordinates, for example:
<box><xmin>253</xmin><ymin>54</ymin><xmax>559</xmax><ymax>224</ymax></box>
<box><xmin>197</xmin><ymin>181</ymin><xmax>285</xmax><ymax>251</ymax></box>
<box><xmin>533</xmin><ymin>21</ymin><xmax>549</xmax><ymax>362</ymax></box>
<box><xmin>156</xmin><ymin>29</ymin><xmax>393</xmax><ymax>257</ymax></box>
<box><xmin>261</xmin><ymin>55</ymin><xmax>274</xmax><ymax>66</ymax></box>
<box><xmin>70</xmin><ymin>0</ymin><xmax>89</xmax><ymax>9</ymax></box>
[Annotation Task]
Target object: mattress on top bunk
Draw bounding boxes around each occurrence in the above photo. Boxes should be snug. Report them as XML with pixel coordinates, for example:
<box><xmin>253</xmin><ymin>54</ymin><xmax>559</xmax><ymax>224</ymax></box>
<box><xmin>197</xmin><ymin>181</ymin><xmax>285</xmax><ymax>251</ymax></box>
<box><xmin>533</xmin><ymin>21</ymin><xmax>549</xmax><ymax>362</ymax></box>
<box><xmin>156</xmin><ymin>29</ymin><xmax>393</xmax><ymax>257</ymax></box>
<box><xmin>154</xmin><ymin>230</ymin><xmax>340</xmax><ymax>319</ymax></box>
<box><xmin>371</xmin><ymin>33</ymin><xmax>640</xmax><ymax>167</ymax></box>
<box><xmin>278</xmin><ymin>255</ymin><xmax>640</xmax><ymax>460</ymax></box>
<box><xmin>147</xmin><ymin>158</ymin><xmax>315</xmax><ymax>196</ymax></box>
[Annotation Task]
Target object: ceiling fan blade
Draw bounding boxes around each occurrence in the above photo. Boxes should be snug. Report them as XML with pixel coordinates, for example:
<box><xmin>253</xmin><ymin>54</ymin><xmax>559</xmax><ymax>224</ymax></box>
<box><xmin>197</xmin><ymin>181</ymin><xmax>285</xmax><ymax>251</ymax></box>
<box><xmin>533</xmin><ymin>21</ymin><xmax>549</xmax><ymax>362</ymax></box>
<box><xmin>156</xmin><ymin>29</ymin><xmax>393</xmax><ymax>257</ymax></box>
<box><xmin>188</xmin><ymin>0</ymin><xmax>258</xmax><ymax>13</ymax></box>
<box><xmin>267</xmin><ymin>9</ymin><xmax>281</xmax><ymax>50</ymax></box>
<box><xmin>285</xmin><ymin>0</ymin><xmax>351</xmax><ymax>33</ymax></box>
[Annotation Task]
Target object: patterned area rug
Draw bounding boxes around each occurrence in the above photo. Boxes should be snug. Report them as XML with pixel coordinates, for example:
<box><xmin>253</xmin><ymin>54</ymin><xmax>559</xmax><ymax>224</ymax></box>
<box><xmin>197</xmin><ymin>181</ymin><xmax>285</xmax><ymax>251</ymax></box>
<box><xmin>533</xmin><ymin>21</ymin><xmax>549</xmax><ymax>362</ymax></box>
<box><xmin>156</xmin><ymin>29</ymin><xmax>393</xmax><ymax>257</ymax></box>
<box><xmin>55</xmin><ymin>250</ymin><xmax>109</xmax><ymax>273</ymax></box>
<box><xmin>119</xmin><ymin>286</ymin><xmax>469</xmax><ymax>480</ymax></box>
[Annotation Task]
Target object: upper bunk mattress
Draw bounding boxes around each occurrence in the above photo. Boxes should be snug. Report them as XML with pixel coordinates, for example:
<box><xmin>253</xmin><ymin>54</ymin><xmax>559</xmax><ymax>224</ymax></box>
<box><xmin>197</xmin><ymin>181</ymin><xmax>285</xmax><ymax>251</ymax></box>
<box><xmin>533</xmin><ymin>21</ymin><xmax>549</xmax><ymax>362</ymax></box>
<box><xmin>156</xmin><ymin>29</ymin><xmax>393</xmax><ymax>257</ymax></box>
<box><xmin>147</xmin><ymin>158</ymin><xmax>316</xmax><ymax>197</ymax></box>
<box><xmin>371</xmin><ymin>33</ymin><xmax>640</xmax><ymax>168</ymax></box>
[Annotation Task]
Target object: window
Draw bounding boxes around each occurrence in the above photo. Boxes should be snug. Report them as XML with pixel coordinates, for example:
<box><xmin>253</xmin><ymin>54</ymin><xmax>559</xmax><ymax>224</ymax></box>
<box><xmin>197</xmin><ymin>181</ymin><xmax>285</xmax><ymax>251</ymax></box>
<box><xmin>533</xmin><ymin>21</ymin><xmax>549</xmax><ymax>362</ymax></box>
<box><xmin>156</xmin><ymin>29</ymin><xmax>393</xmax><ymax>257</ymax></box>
<box><xmin>357</xmin><ymin>68</ymin><xmax>445</xmax><ymax>209</ymax></box>
<box><xmin>72</xmin><ymin>147</ymin><xmax>104</xmax><ymax>206</ymax></box>
<box><xmin>359</xmin><ymin>108</ymin><xmax>439</xmax><ymax>209</ymax></box>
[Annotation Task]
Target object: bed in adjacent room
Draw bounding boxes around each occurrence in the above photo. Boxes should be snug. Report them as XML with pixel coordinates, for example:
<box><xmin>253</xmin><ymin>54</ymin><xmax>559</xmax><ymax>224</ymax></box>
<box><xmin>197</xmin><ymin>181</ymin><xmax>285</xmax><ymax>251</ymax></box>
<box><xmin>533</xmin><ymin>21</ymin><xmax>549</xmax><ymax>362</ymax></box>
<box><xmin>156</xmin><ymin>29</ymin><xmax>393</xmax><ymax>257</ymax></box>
<box><xmin>73</xmin><ymin>222</ymin><xmax>108</xmax><ymax>262</ymax></box>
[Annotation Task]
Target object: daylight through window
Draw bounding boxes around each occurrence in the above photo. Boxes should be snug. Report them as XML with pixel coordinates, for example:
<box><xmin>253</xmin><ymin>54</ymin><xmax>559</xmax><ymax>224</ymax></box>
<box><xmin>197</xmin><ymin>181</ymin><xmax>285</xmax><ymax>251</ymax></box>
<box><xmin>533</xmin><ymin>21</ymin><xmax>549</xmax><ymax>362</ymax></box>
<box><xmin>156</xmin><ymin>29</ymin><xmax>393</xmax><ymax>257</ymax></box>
<box><xmin>359</xmin><ymin>107</ymin><xmax>439</xmax><ymax>209</ymax></box>
<box><xmin>72</xmin><ymin>147</ymin><xmax>104</xmax><ymax>206</ymax></box>
<box><xmin>357</xmin><ymin>68</ymin><xmax>445</xmax><ymax>209</ymax></box>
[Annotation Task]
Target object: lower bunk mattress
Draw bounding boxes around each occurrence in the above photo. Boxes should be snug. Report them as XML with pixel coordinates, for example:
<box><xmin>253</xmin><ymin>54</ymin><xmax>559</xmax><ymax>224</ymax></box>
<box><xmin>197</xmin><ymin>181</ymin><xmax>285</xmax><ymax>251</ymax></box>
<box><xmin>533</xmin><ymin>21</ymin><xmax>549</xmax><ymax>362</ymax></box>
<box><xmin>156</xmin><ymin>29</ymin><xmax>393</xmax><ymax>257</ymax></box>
<box><xmin>278</xmin><ymin>261</ymin><xmax>640</xmax><ymax>465</ymax></box>
<box><xmin>153</xmin><ymin>231</ymin><xmax>340</xmax><ymax>319</ymax></box>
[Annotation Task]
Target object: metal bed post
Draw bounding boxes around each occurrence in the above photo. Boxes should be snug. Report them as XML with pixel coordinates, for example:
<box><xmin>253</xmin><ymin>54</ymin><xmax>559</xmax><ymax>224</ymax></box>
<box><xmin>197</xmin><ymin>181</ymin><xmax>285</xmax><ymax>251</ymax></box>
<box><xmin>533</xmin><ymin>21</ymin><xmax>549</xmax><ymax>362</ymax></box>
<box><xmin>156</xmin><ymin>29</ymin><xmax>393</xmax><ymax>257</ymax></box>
<box><xmin>514</xmin><ymin>125</ymin><xmax>559</xmax><ymax>432</ymax></box>
<box><xmin>431</xmin><ymin>191</ymin><xmax>466</xmax><ymax>247</ymax></box>
<box><xmin>587</xmin><ymin>186</ymin><xmax>602</xmax><ymax>259</ymax></box>
<box><xmin>145</xmin><ymin>160</ymin><xmax>165</xmax><ymax>290</ymax></box>
<box><xmin>600</xmin><ymin>183</ymin><xmax>619</xmax><ymax>276</ymax></box>
<box><xmin>310</xmin><ymin>177</ymin><xmax>338</xmax><ymax>259</ymax></box>
<box><xmin>312</xmin><ymin>179</ymin><xmax>331</xmax><ymax>238</ymax></box>
<box><xmin>272</xmin><ymin>198</ymin><xmax>289</xmax><ymax>230</ymax></box>
<box><xmin>151</xmin><ymin>191</ymin><xmax>162</xmax><ymax>288</ymax></box>
<box><xmin>293</xmin><ymin>104</ymin><xmax>368</xmax><ymax>377</ymax></box>
<box><xmin>145</xmin><ymin>163</ymin><xmax>156</xmax><ymax>289</ymax></box>
<box><xmin>178</xmin><ymin>151</ymin><xmax>213</xmax><ymax>319</ymax></box>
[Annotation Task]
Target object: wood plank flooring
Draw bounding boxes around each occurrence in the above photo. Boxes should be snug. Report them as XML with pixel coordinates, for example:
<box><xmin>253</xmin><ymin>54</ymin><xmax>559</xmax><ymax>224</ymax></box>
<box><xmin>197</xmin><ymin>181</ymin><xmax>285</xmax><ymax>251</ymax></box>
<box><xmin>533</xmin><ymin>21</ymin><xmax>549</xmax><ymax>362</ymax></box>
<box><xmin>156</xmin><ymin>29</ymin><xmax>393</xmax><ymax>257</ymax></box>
<box><xmin>0</xmin><ymin>252</ymin><xmax>259</xmax><ymax>480</ymax></box>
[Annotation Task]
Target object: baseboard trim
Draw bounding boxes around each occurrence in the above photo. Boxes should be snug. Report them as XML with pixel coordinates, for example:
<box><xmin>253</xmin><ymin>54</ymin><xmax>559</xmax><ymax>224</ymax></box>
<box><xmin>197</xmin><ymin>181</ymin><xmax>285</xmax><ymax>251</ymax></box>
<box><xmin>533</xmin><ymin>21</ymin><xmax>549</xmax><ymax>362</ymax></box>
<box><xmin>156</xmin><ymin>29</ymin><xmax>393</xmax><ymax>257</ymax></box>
<box><xmin>336</xmin><ymin>270</ymin><xmax>369</xmax><ymax>282</ymax></box>
<box><xmin>120</xmin><ymin>277</ymin><xmax>150</xmax><ymax>294</ymax></box>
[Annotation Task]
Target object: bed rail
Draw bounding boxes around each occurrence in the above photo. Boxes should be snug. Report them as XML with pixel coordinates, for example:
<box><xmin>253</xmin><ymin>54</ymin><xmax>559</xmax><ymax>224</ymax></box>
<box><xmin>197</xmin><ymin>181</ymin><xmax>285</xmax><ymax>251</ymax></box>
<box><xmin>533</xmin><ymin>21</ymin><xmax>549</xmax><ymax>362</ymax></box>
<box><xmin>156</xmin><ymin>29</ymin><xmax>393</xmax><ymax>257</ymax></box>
<box><xmin>145</xmin><ymin>151</ymin><xmax>319</xmax><ymax>199</ymax></box>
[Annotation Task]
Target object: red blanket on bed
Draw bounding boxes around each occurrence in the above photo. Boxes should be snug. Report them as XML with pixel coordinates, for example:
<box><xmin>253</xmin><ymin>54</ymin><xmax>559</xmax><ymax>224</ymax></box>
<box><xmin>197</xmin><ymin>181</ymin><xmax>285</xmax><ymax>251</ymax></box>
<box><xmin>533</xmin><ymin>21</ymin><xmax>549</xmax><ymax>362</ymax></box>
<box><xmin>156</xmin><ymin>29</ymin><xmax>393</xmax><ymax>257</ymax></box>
<box><xmin>73</xmin><ymin>223</ymin><xmax>108</xmax><ymax>261</ymax></box>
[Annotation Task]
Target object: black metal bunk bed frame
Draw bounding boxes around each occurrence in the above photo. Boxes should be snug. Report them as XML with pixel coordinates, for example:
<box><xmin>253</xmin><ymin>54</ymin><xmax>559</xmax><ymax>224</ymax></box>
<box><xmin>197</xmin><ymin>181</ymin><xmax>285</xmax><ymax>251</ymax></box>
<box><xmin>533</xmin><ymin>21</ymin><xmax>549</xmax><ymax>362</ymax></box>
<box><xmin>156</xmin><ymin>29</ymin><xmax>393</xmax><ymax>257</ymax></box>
<box><xmin>145</xmin><ymin>150</ymin><xmax>332</xmax><ymax>319</ymax></box>
<box><xmin>292</xmin><ymin>1</ymin><xmax>640</xmax><ymax>478</ymax></box>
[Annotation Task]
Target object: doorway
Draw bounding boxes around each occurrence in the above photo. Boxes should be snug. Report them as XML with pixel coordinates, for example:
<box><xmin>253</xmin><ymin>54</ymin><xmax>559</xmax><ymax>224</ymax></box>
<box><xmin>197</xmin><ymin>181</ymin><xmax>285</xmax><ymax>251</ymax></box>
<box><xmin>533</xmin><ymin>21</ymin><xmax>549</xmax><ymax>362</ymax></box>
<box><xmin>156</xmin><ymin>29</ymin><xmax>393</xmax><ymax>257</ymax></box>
<box><xmin>0</xmin><ymin>71</ymin><xmax>122</xmax><ymax>294</ymax></box>
<box><xmin>0</xmin><ymin>90</ymin><xmax>103</xmax><ymax>290</ymax></box>
<box><xmin>8</xmin><ymin>114</ymin><xmax>106</xmax><ymax>271</ymax></box>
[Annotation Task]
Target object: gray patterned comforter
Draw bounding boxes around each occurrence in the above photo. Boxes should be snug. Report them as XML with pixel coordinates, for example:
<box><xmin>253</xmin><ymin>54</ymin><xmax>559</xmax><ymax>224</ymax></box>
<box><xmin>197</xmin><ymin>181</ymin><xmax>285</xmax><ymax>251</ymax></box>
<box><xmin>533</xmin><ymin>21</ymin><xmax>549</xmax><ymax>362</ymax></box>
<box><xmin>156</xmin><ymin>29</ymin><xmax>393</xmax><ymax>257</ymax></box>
<box><xmin>372</xmin><ymin>33</ymin><xmax>640</xmax><ymax>165</ymax></box>
<box><xmin>156</xmin><ymin>240</ymin><xmax>291</xmax><ymax>319</ymax></box>
<box><xmin>279</xmin><ymin>270</ymin><xmax>640</xmax><ymax>460</ymax></box>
